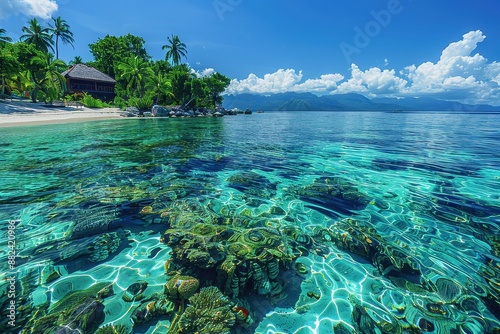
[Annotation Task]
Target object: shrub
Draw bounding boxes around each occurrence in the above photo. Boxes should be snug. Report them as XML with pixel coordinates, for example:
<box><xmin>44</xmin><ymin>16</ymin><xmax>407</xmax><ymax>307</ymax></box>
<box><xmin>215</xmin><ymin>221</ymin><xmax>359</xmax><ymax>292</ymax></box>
<box><xmin>113</xmin><ymin>96</ymin><xmax>127</xmax><ymax>110</ymax></box>
<box><xmin>82</xmin><ymin>92</ymin><xmax>104</xmax><ymax>108</ymax></box>
<box><xmin>127</xmin><ymin>95</ymin><xmax>153</xmax><ymax>111</ymax></box>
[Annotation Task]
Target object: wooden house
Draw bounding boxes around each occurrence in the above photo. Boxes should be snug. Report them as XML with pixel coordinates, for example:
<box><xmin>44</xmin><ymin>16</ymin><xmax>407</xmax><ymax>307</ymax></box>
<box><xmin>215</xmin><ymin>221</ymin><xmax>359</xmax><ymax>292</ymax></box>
<box><xmin>62</xmin><ymin>64</ymin><xmax>116</xmax><ymax>101</ymax></box>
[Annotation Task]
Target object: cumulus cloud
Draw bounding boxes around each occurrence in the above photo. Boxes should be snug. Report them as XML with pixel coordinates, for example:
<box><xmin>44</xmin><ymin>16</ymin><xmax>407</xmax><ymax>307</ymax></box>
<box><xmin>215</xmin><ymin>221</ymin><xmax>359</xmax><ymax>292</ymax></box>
<box><xmin>336</xmin><ymin>64</ymin><xmax>407</xmax><ymax>95</ymax></box>
<box><xmin>191</xmin><ymin>68</ymin><xmax>216</xmax><ymax>78</ymax></box>
<box><xmin>400</xmin><ymin>30</ymin><xmax>499</xmax><ymax>103</ymax></box>
<box><xmin>227</xmin><ymin>30</ymin><xmax>500</xmax><ymax>104</ymax></box>
<box><xmin>0</xmin><ymin>0</ymin><xmax>58</xmax><ymax>19</ymax></box>
<box><xmin>226</xmin><ymin>69</ymin><xmax>303</xmax><ymax>94</ymax></box>
<box><xmin>226</xmin><ymin>69</ymin><xmax>345</xmax><ymax>95</ymax></box>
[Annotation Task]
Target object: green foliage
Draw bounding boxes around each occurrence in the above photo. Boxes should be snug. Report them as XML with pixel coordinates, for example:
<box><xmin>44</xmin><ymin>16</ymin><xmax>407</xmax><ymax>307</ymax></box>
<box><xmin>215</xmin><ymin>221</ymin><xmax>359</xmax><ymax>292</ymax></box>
<box><xmin>69</xmin><ymin>56</ymin><xmax>83</xmax><ymax>65</ymax></box>
<box><xmin>203</xmin><ymin>72</ymin><xmax>231</xmax><ymax>108</ymax></box>
<box><xmin>82</xmin><ymin>92</ymin><xmax>105</xmax><ymax>108</ymax></box>
<box><xmin>117</xmin><ymin>56</ymin><xmax>153</xmax><ymax>96</ymax></box>
<box><xmin>162</xmin><ymin>34</ymin><xmax>187</xmax><ymax>66</ymax></box>
<box><xmin>88</xmin><ymin>34</ymin><xmax>150</xmax><ymax>78</ymax></box>
<box><xmin>0</xmin><ymin>28</ymin><xmax>13</xmax><ymax>44</ymax></box>
<box><xmin>146</xmin><ymin>72</ymin><xmax>172</xmax><ymax>105</ymax></box>
<box><xmin>20</xmin><ymin>18</ymin><xmax>54</xmax><ymax>53</ymax></box>
<box><xmin>127</xmin><ymin>95</ymin><xmax>153</xmax><ymax>110</ymax></box>
<box><xmin>30</xmin><ymin>52</ymin><xmax>67</xmax><ymax>103</ymax></box>
<box><xmin>3</xmin><ymin>24</ymin><xmax>230</xmax><ymax>111</ymax></box>
<box><xmin>0</xmin><ymin>43</ymin><xmax>20</xmax><ymax>96</ymax></box>
<box><xmin>49</xmin><ymin>16</ymin><xmax>74</xmax><ymax>60</ymax></box>
<box><xmin>113</xmin><ymin>96</ymin><xmax>127</xmax><ymax>109</ymax></box>
<box><xmin>167</xmin><ymin>64</ymin><xmax>193</xmax><ymax>105</ymax></box>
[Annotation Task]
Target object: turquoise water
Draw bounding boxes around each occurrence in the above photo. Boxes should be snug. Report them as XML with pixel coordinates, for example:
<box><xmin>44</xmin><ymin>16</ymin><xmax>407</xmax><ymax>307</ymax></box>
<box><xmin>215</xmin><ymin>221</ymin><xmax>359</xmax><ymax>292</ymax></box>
<box><xmin>1</xmin><ymin>111</ymin><xmax>500</xmax><ymax>333</ymax></box>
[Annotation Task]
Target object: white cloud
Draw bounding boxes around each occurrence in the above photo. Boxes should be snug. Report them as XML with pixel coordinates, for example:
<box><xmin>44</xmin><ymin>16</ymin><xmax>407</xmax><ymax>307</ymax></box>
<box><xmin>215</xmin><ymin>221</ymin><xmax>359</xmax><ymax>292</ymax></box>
<box><xmin>440</xmin><ymin>30</ymin><xmax>485</xmax><ymax>60</ymax></box>
<box><xmin>294</xmin><ymin>74</ymin><xmax>344</xmax><ymax>93</ymax></box>
<box><xmin>226</xmin><ymin>30</ymin><xmax>500</xmax><ymax>105</ymax></box>
<box><xmin>401</xmin><ymin>30</ymin><xmax>498</xmax><ymax>103</ymax></box>
<box><xmin>226</xmin><ymin>69</ymin><xmax>345</xmax><ymax>95</ymax></box>
<box><xmin>226</xmin><ymin>69</ymin><xmax>304</xmax><ymax>94</ymax></box>
<box><xmin>336</xmin><ymin>64</ymin><xmax>407</xmax><ymax>95</ymax></box>
<box><xmin>0</xmin><ymin>0</ymin><xmax>58</xmax><ymax>19</ymax></box>
<box><xmin>191</xmin><ymin>68</ymin><xmax>216</xmax><ymax>78</ymax></box>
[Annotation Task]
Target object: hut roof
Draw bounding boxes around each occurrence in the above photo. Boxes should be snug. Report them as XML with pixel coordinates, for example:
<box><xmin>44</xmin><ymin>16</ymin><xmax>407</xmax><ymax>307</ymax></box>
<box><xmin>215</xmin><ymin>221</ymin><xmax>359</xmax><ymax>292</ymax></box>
<box><xmin>62</xmin><ymin>64</ymin><xmax>116</xmax><ymax>83</ymax></box>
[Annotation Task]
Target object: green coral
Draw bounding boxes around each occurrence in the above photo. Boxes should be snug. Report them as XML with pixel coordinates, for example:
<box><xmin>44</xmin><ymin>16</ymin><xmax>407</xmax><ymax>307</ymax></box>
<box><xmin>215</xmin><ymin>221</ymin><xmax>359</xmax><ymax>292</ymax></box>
<box><xmin>49</xmin><ymin>282</ymin><xmax>113</xmax><ymax>313</ymax></box>
<box><xmin>178</xmin><ymin>286</ymin><xmax>236</xmax><ymax>334</ymax></box>
<box><xmin>96</xmin><ymin>323</ymin><xmax>130</xmax><ymax>334</ymax></box>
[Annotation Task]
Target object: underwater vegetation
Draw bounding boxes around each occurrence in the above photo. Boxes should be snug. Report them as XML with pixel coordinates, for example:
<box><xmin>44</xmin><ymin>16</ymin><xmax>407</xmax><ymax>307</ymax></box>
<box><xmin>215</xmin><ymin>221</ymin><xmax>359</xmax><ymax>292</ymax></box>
<box><xmin>3</xmin><ymin>115</ymin><xmax>500</xmax><ymax>334</ymax></box>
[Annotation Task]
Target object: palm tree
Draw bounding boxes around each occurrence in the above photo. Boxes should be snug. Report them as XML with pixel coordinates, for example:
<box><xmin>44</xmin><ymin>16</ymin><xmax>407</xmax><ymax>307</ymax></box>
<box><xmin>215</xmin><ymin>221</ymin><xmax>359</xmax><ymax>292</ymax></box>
<box><xmin>30</xmin><ymin>53</ymin><xmax>66</xmax><ymax>103</ymax></box>
<box><xmin>0</xmin><ymin>28</ymin><xmax>13</xmax><ymax>44</ymax></box>
<box><xmin>0</xmin><ymin>47</ymin><xmax>18</xmax><ymax>96</ymax></box>
<box><xmin>162</xmin><ymin>34</ymin><xmax>187</xmax><ymax>66</ymax></box>
<box><xmin>117</xmin><ymin>56</ymin><xmax>153</xmax><ymax>96</ymax></box>
<box><xmin>69</xmin><ymin>56</ymin><xmax>83</xmax><ymax>65</ymax></box>
<box><xmin>49</xmin><ymin>16</ymin><xmax>74</xmax><ymax>59</ymax></box>
<box><xmin>146</xmin><ymin>72</ymin><xmax>173</xmax><ymax>104</ymax></box>
<box><xmin>20</xmin><ymin>18</ymin><xmax>54</xmax><ymax>53</ymax></box>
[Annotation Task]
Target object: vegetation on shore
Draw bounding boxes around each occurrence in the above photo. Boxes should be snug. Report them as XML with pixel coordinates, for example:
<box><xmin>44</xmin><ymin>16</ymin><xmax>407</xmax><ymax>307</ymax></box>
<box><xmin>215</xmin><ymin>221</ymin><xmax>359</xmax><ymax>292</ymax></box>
<box><xmin>0</xmin><ymin>19</ymin><xmax>230</xmax><ymax>110</ymax></box>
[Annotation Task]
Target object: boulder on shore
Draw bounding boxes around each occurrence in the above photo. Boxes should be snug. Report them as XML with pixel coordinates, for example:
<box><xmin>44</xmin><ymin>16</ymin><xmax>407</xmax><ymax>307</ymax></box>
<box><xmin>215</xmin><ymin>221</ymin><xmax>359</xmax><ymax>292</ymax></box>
<box><xmin>151</xmin><ymin>105</ymin><xmax>171</xmax><ymax>117</ymax></box>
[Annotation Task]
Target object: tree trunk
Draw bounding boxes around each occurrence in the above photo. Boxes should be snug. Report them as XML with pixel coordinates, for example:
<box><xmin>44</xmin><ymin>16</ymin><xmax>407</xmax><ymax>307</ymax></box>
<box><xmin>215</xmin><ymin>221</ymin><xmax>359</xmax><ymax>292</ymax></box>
<box><xmin>56</xmin><ymin>37</ymin><xmax>59</xmax><ymax>60</ymax></box>
<box><xmin>31</xmin><ymin>86</ymin><xmax>39</xmax><ymax>103</ymax></box>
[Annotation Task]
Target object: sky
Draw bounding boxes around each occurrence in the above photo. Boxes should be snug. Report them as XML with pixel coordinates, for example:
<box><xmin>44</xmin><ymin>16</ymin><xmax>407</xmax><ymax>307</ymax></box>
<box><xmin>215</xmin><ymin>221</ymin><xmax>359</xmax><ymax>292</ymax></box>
<box><xmin>1</xmin><ymin>0</ymin><xmax>500</xmax><ymax>105</ymax></box>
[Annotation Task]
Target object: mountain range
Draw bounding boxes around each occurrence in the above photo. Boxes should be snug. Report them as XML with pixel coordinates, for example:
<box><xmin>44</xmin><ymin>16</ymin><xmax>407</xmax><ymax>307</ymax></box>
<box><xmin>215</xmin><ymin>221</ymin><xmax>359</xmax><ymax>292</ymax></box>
<box><xmin>222</xmin><ymin>92</ymin><xmax>500</xmax><ymax>112</ymax></box>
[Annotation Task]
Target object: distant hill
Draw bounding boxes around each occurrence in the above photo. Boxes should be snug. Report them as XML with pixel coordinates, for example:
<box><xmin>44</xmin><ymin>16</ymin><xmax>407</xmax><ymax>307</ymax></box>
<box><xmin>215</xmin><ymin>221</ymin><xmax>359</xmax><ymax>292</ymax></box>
<box><xmin>222</xmin><ymin>92</ymin><xmax>500</xmax><ymax>112</ymax></box>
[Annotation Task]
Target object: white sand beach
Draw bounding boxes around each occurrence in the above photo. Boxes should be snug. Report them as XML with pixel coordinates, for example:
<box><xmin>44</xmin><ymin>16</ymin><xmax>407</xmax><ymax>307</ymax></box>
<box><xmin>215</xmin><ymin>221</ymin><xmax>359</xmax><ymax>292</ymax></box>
<box><xmin>0</xmin><ymin>100</ymin><xmax>123</xmax><ymax>127</ymax></box>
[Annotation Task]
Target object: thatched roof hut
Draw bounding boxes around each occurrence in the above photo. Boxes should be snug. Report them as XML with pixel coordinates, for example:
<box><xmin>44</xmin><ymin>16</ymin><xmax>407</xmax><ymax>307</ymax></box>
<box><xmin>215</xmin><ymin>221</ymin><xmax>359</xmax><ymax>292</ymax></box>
<box><xmin>62</xmin><ymin>64</ymin><xmax>116</xmax><ymax>101</ymax></box>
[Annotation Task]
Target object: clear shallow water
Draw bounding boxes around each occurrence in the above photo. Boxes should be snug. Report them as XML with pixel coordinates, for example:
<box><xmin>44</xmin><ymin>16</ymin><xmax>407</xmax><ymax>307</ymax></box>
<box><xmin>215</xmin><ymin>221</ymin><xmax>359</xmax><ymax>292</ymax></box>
<box><xmin>1</xmin><ymin>111</ymin><xmax>500</xmax><ymax>333</ymax></box>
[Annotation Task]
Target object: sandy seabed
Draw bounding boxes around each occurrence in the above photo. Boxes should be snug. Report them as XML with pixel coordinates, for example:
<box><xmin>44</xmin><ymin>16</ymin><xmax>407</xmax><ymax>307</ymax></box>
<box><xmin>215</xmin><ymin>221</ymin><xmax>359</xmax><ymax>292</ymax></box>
<box><xmin>0</xmin><ymin>100</ymin><xmax>124</xmax><ymax>127</ymax></box>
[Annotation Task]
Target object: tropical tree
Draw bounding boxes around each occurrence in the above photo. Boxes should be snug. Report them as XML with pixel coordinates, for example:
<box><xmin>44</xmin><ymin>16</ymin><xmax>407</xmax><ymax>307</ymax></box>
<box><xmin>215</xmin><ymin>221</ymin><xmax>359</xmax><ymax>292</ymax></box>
<box><xmin>49</xmin><ymin>16</ymin><xmax>74</xmax><ymax>59</ymax></box>
<box><xmin>69</xmin><ymin>56</ymin><xmax>83</xmax><ymax>65</ymax></box>
<box><xmin>30</xmin><ymin>53</ymin><xmax>66</xmax><ymax>103</ymax></box>
<box><xmin>89</xmin><ymin>34</ymin><xmax>150</xmax><ymax>78</ymax></box>
<box><xmin>20</xmin><ymin>18</ymin><xmax>54</xmax><ymax>53</ymax></box>
<box><xmin>0</xmin><ymin>28</ymin><xmax>13</xmax><ymax>44</ymax></box>
<box><xmin>203</xmin><ymin>72</ymin><xmax>231</xmax><ymax>108</ymax></box>
<box><xmin>117</xmin><ymin>56</ymin><xmax>153</xmax><ymax>96</ymax></box>
<box><xmin>162</xmin><ymin>34</ymin><xmax>187</xmax><ymax>66</ymax></box>
<box><xmin>0</xmin><ymin>45</ymin><xmax>19</xmax><ymax>96</ymax></box>
<box><xmin>146</xmin><ymin>72</ymin><xmax>173</xmax><ymax>105</ymax></box>
<box><xmin>167</xmin><ymin>64</ymin><xmax>193</xmax><ymax>105</ymax></box>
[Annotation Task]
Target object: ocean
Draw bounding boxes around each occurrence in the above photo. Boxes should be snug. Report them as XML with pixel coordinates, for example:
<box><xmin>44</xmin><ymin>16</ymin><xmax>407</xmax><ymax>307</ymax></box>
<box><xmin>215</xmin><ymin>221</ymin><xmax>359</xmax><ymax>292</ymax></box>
<box><xmin>1</xmin><ymin>111</ymin><xmax>499</xmax><ymax>333</ymax></box>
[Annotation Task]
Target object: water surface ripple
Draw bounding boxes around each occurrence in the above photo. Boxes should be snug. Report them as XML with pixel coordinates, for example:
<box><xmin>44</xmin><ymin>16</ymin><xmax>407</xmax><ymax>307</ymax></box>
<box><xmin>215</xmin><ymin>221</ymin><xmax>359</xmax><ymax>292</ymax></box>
<box><xmin>1</xmin><ymin>111</ymin><xmax>500</xmax><ymax>333</ymax></box>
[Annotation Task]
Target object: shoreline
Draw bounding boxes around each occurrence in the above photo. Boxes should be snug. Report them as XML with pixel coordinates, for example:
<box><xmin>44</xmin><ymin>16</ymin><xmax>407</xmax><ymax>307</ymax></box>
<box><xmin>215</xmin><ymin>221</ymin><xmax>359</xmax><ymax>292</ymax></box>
<box><xmin>0</xmin><ymin>100</ymin><xmax>123</xmax><ymax>128</ymax></box>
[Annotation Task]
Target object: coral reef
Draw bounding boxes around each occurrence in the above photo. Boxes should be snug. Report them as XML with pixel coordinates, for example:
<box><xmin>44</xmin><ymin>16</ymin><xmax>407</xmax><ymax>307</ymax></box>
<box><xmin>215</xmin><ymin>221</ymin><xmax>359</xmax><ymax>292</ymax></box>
<box><xmin>289</xmin><ymin>176</ymin><xmax>371</xmax><ymax>214</ymax></box>
<box><xmin>59</xmin><ymin>230</ymin><xmax>126</xmax><ymax>263</ymax></box>
<box><xmin>177</xmin><ymin>286</ymin><xmax>236</xmax><ymax>334</ymax></box>
<box><xmin>122</xmin><ymin>280</ymin><xmax>148</xmax><ymax>302</ymax></box>
<box><xmin>165</xmin><ymin>275</ymin><xmax>200</xmax><ymax>300</ymax></box>
<box><xmin>131</xmin><ymin>292</ymin><xmax>175</xmax><ymax>325</ymax></box>
<box><xmin>226</xmin><ymin>171</ymin><xmax>277</xmax><ymax>199</ymax></box>
<box><xmin>95</xmin><ymin>323</ymin><xmax>130</xmax><ymax>334</ymax></box>
<box><xmin>49</xmin><ymin>282</ymin><xmax>113</xmax><ymax>313</ymax></box>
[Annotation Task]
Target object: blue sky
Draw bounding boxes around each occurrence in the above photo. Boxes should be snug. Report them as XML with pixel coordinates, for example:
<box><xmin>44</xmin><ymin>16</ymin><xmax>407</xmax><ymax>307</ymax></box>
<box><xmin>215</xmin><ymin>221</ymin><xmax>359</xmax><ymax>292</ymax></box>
<box><xmin>1</xmin><ymin>0</ymin><xmax>500</xmax><ymax>104</ymax></box>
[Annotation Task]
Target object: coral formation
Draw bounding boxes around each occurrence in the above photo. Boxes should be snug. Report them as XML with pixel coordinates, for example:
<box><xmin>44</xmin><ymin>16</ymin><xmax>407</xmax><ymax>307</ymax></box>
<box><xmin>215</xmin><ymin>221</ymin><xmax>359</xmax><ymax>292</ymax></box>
<box><xmin>131</xmin><ymin>292</ymin><xmax>175</xmax><ymax>325</ymax></box>
<box><xmin>165</xmin><ymin>275</ymin><xmax>200</xmax><ymax>300</ymax></box>
<box><xmin>49</xmin><ymin>282</ymin><xmax>113</xmax><ymax>313</ymax></box>
<box><xmin>177</xmin><ymin>286</ymin><xmax>236</xmax><ymax>334</ymax></box>
<box><xmin>95</xmin><ymin>323</ymin><xmax>130</xmax><ymax>334</ymax></box>
<box><xmin>122</xmin><ymin>280</ymin><xmax>148</xmax><ymax>302</ymax></box>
